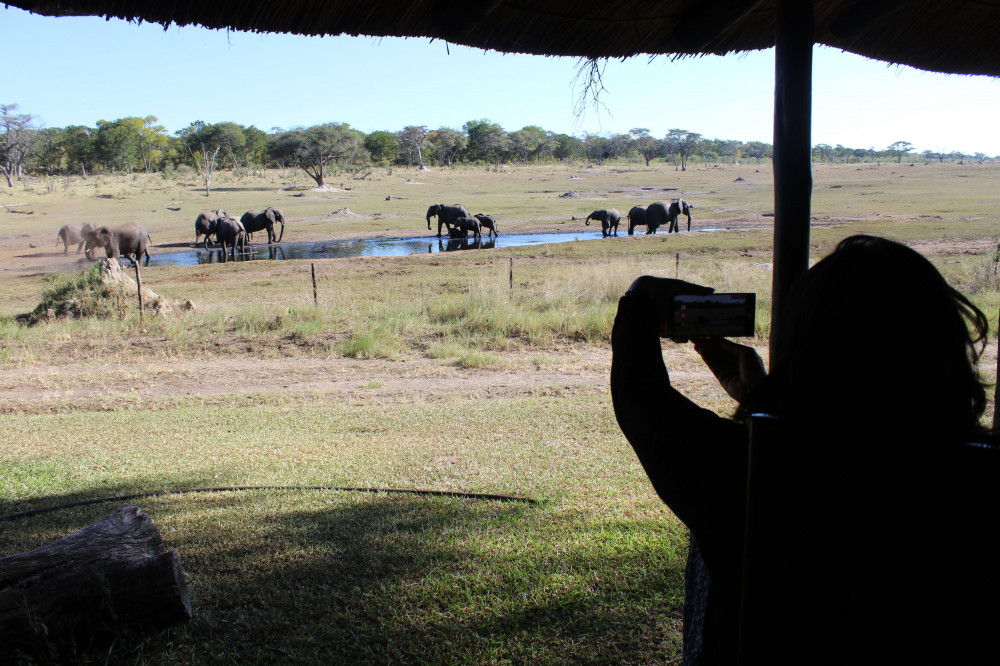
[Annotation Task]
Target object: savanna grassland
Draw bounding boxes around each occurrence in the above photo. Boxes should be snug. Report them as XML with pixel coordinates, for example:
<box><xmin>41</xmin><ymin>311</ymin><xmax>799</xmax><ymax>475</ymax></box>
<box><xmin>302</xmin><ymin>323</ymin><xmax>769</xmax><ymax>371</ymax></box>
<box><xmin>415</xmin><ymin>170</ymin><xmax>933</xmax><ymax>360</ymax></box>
<box><xmin>1</xmin><ymin>160</ymin><xmax>998</xmax><ymax>664</ymax></box>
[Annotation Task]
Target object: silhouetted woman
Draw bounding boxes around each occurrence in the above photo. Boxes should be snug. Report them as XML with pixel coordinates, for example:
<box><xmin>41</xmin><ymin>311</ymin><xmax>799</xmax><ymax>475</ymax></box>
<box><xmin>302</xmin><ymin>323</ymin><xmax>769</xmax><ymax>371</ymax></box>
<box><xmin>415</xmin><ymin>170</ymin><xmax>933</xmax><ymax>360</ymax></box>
<box><xmin>611</xmin><ymin>235</ymin><xmax>994</xmax><ymax>665</ymax></box>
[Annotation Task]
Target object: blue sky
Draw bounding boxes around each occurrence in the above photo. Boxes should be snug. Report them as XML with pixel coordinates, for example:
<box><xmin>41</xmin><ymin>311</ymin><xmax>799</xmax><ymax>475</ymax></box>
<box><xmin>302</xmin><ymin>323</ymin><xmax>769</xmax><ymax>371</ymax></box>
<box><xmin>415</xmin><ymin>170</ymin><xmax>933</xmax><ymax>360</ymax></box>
<box><xmin>4</xmin><ymin>6</ymin><xmax>1000</xmax><ymax>155</ymax></box>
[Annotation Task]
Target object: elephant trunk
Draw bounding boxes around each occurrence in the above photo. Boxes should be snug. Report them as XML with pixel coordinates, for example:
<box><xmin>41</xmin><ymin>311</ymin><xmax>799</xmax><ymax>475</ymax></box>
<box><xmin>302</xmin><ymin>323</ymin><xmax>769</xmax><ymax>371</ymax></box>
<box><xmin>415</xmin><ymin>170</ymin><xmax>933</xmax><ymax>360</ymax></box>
<box><xmin>277</xmin><ymin>219</ymin><xmax>284</xmax><ymax>243</ymax></box>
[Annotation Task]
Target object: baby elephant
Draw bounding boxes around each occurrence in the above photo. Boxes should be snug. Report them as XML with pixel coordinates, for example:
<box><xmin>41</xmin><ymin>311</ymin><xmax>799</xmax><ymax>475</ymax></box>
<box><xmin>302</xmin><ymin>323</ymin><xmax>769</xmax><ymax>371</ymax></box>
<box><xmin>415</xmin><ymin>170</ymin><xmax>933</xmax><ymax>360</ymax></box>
<box><xmin>585</xmin><ymin>208</ymin><xmax>621</xmax><ymax>237</ymax></box>
<box><xmin>214</xmin><ymin>216</ymin><xmax>246</xmax><ymax>262</ymax></box>
<box><xmin>474</xmin><ymin>214</ymin><xmax>498</xmax><ymax>238</ymax></box>
<box><xmin>451</xmin><ymin>216</ymin><xmax>482</xmax><ymax>241</ymax></box>
<box><xmin>56</xmin><ymin>223</ymin><xmax>95</xmax><ymax>255</ymax></box>
<box><xmin>194</xmin><ymin>209</ymin><xmax>228</xmax><ymax>249</ymax></box>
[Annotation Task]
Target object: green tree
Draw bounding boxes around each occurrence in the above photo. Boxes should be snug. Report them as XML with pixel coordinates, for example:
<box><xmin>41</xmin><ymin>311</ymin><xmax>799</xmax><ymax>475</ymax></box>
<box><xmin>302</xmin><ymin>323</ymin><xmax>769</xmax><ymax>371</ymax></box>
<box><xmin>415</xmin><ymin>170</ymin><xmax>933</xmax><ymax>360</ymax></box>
<box><xmin>269</xmin><ymin>123</ymin><xmax>364</xmax><ymax>187</ymax></box>
<box><xmin>427</xmin><ymin>127</ymin><xmax>466</xmax><ymax>167</ymax></box>
<box><xmin>364</xmin><ymin>131</ymin><xmax>398</xmax><ymax>164</ymax></box>
<box><xmin>463</xmin><ymin>119</ymin><xmax>509</xmax><ymax>167</ymax></box>
<box><xmin>509</xmin><ymin>125</ymin><xmax>546</xmax><ymax>164</ymax></box>
<box><xmin>238</xmin><ymin>126</ymin><xmax>270</xmax><ymax>173</ymax></box>
<box><xmin>136</xmin><ymin>116</ymin><xmax>169</xmax><ymax>172</ymax></box>
<box><xmin>551</xmin><ymin>133</ymin><xmax>584</xmax><ymax>160</ymax></box>
<box><xmin>584</xmin><ymin>133</ymin><xmax>608</xmax><ymax>165</ymax></box>
<box><xmin>887</xmin><ymin>140</ymin><xmax>913</xmax><ymax>163</ymax></box>
<box><xmin>61</xmin><ymin>125</ymin><xmax>95</xmax><ymax>177</ymax></box>
<box><xmin>29</xmin><ymin>127</ymin><xmax>65</xmax><ymax>175</ymax></box>
<box><xmin>94</xmin><ymin>117</ymin><xmax>144</xmax><ymax>173</ymax></box>
<box><xmin>745</xmin><ymin>141</ymin><xmax>772</xmax><ymax>165</ymax></box>
<box><xmin>178</xmin><ymin>121</ymin><xmax>246</xmax><ymax>196</ymax></box>
<box><xmin>630</xmin><ymin>128</ymin><xmax>659</xmax><ymax>166</ymax></box>
<box><xmin>665</xmin><ymin>129</ymin><xmax>702</xmax><ymax>171</ymax></box>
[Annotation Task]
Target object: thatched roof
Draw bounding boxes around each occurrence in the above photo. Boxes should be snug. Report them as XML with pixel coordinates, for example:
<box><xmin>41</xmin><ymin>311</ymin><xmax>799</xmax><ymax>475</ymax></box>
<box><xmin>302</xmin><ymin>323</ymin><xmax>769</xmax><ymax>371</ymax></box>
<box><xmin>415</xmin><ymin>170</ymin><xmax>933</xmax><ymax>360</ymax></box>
<box><xmin>10</xmin><ymin>0</ymin><xmax>1000</xmax><ymax>76</ymax></box>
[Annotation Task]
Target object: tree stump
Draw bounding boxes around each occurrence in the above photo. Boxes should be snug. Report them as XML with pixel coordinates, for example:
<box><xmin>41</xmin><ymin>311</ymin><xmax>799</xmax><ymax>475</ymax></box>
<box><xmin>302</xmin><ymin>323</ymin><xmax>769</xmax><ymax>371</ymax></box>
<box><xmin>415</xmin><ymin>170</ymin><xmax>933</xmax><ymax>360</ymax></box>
<box><xmin>0</xmin><ymin>504</ymin><xmax>191</xmax><ymax>661</ymax></box>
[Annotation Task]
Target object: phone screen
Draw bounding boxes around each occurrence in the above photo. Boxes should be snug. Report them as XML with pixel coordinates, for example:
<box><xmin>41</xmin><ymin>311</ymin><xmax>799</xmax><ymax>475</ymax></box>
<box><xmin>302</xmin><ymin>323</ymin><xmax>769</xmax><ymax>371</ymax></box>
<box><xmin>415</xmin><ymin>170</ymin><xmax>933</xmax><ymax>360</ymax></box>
<box><xmin>669</xmin><ymin>293</ymin><xmax>756</xmax><ymax>337</ymax></box>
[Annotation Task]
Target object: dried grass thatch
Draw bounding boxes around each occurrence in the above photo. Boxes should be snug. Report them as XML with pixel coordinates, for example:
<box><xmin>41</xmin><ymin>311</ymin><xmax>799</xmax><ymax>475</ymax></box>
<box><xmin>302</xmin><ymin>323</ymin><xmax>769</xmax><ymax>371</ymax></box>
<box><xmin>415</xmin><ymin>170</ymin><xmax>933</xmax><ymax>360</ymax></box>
<box><xmin>10</xmin><ymin>0</ymin><xmax>1000</xmax><ymax>76</ymax></box>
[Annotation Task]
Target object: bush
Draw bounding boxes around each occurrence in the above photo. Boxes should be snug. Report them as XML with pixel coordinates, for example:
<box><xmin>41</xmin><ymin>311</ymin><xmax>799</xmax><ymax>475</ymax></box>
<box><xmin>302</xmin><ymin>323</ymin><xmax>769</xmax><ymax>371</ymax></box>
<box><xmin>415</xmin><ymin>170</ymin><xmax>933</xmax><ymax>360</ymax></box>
<box><xmin>29</xmin><ymin>264</ymin><xmax>127</xmax><ymax>322</ymax></box>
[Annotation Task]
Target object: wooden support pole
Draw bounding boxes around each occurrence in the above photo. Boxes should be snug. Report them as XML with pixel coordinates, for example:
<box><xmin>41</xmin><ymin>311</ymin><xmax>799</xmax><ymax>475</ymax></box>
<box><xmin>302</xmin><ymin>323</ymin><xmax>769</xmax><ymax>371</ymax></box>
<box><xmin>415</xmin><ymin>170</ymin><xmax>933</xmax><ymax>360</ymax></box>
<box><xmin>769</xmin><ymin>0</ymin><xmax>814</xmax><ymax>368</ymax></box>
<box><xmin>675</xmin><ymin>252</ymin><xmax>680</xmax><ymax>278</ymax></box>
<box><xmin>0</xmin><ymin>505</ymin><xmax>191</xmax><ymax>661</ymax></box>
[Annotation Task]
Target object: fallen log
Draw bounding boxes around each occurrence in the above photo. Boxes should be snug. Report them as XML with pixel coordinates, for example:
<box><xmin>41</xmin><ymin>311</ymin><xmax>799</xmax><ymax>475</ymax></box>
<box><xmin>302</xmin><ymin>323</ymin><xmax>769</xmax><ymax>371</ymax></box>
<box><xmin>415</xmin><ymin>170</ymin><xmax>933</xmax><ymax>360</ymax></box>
<box><xmin>0</xmin><ymin>504</ymin><xmax>191</xmax><ymax>661</ymax></box>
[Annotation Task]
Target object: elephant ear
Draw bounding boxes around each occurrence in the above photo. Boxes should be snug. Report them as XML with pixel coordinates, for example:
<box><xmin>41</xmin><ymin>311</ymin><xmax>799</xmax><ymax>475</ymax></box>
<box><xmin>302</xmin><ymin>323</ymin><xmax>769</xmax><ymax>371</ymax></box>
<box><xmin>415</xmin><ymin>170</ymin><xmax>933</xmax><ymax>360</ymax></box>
<box><xmin>266</xmin><ymin>209</ymin><xmax>277</xmax><ymax>224</ymax></box>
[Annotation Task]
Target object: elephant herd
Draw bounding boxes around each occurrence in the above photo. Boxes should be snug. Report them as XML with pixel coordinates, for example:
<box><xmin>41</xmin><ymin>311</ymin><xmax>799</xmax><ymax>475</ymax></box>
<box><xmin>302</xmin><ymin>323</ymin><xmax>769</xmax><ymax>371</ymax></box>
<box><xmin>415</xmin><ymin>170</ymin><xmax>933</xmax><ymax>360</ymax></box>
<box><xmin>55</xmin><ymin>206</ymin><xmax>287</xmax><ymax>267</ymax></box>
<box><xmin>195</xmin><ymin>208</ymin><xmax>286</xmax><ymax>261</ymax></box>
<box><xmin>425</xmin><ymin>204</ymin><xmax>499</xmax><ymax>242</ymax></box>
<box><xmin>584</xmin><ymin>199</ymin><xmax>693</xmax><ymax>237</ymax></box>
<box><xmin>57</xmin><ymin>222</ymin><xmax>152</xmax><ymax>266</ymax></box>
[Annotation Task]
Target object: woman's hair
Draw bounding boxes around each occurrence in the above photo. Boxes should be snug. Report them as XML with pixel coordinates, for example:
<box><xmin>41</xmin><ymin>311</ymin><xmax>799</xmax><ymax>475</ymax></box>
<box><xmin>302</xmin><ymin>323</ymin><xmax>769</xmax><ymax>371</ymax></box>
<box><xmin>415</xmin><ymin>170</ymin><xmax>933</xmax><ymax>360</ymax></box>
<box><xmin>743</xmin><ymin>235</ymin><xmax>989</xmax><ymax>438</ymax></box>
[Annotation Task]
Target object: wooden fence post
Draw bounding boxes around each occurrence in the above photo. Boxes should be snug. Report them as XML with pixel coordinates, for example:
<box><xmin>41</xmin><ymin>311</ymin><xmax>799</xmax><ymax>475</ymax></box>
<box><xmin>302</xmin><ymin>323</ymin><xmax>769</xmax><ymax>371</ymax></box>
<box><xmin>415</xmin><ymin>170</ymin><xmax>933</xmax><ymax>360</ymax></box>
<box><xmin>509</xmin><ymin>257</ymin><xmax>514</xmax><ymax>298</ymax></box>
<box><xmin>311</xmin><ymin>263</ymin><xmax>318</xmax><ymax>306</ymax></box>
<box><xmin>134</xmin><ymin>261</ymin><xmax>144</xmax><ymax>323</ymax></box>
<box><xmin>675</xmin><ymin>252</ymin><xmax>680</xmax><ymax>279</ymax></box>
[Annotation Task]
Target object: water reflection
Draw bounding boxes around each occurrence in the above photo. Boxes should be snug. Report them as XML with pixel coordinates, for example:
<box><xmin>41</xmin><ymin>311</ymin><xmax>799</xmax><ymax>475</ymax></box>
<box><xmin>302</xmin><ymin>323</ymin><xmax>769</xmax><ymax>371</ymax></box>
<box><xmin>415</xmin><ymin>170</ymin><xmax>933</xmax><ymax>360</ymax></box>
<box><xmin>148</xmin><ymin>231</ymin><xmax>605</xmax><ymax>267</ymax></box>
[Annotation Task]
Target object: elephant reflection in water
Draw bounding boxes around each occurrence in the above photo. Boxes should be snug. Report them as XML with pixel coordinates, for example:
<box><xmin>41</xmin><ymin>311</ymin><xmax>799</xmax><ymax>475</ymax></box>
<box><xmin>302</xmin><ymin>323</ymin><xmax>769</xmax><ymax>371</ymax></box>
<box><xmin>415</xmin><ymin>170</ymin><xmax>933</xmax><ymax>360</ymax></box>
<box><xmin>438</xmin><ymin>237</ymin><xmax>496</xmax><ymax>252</ymax></box>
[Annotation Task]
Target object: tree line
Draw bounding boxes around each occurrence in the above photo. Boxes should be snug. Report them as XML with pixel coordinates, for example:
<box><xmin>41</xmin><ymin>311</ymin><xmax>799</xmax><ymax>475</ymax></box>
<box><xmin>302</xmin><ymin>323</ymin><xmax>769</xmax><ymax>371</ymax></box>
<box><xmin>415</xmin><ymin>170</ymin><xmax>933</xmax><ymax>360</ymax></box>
<box><xmin>1</xmin><ymin>103</ymin><xmax>993</xmax><ymax>192</ymax></box>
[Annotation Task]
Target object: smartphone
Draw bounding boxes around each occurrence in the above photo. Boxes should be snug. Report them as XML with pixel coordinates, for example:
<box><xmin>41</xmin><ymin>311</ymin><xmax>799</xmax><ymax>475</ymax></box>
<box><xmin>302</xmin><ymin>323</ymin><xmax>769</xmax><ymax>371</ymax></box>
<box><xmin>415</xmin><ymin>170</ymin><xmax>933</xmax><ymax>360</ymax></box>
<box><xmin>669</xmin><ymin>293</ymin><xmax>756</xmax><ymax>338</ymax></box>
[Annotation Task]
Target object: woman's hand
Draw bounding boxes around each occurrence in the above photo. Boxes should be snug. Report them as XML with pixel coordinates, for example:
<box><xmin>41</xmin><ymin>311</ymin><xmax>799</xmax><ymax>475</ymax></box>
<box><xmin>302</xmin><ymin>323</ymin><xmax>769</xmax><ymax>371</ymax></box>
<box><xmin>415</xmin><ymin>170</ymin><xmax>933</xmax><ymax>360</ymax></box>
<box><xmin>693</xmin><ymin>338</ymin><xmax>767</xmax><ymax>403</ymax></box>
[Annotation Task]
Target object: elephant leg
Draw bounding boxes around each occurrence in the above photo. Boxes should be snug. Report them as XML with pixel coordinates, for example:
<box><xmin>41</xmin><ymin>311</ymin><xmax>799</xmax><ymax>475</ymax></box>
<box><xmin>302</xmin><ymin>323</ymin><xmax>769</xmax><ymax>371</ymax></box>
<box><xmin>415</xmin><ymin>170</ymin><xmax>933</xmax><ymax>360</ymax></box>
<box><xmin>687</xmin><ymin>215</ymin><xmax>692</xmax><ymax>232</ymax></box>
<box><xmin>601</xmin><ymin>220</ymin><xmax>609</xmax><ymax>237</ymax></box>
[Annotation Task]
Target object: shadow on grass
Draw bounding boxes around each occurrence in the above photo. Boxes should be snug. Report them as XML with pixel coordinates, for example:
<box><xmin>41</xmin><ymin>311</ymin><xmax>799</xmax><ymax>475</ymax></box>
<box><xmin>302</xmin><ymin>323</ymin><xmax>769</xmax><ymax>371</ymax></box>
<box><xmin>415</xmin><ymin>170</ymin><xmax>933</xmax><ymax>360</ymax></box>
<box><xmin>1</xmin><ymin>484</ymin><xmax>687</xmax><ymax>664</ymax></box>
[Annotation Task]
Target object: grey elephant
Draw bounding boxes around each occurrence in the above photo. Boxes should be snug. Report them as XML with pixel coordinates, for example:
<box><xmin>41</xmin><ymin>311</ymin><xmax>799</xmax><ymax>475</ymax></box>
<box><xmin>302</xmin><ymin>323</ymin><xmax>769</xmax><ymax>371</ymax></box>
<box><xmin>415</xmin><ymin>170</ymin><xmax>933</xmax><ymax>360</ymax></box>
<box><xmin>214</xmin><ymin>216</ymin><xmax>246</xmax><ymax>262</ymax></box>
<box><xmin>56</xmin><ymin>223</ymin><xmax>95</xmax><ymax>255</ymax></box>
<box><xmin>668</xmin><ymin>199</ymin><xmax>692</xmax><ymax>232</ymax></box>
<box><xmin>626</xmin><ymin>206</ymin><xmax>647</xmax><ymax>235</ymax></box>
<box><xmin>585</xmin><ymin>208</ymin><xmax>621</xmax><ymax>237</ymax></box>
<box><xmin>426</xmin><ymin>204</ymin><xmax>472</xmax><ymax>237</ymax></box>
<box><xmin>646</xmin><ymin>200</ymin><xmax>693</xmax><ymax>234</ymax></box>
<box><xmin>450</xmin><ymin>216</ymin><xmax>482</xmax><ymax>241</ymax></box>
<box><xmin>84</xmin><ymin>223</ymin><xmax>152</xmax><ymax>266</ymax></box>
<box><xmin>474</xmin><ymin>214</ymin><xmax>498</xmax><ymax>238</ymax></box>
<box><xmin>194</xmin><ymin>209</ymin><xmax>228</xmax><ymax>249</ymax></box>
<box><xmin>240</xmin><ymin>208</ymin><xmax>285</xmax><ymax>245</ymax></box>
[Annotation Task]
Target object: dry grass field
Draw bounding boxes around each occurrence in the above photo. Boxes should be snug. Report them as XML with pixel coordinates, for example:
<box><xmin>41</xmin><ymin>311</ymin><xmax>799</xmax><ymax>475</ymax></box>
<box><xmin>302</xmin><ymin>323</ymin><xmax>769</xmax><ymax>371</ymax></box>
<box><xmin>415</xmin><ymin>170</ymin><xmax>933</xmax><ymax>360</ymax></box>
<box><xmin>1</xmin><ymin>160</ymin><xmax>998</xmax><ymax>664</ymax></box>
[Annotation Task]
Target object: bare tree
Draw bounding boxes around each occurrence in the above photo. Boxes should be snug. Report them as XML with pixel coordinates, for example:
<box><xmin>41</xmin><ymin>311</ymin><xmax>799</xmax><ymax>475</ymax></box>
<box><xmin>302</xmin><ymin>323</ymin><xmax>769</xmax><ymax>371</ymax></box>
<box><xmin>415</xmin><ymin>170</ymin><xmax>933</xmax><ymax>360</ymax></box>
<box><xmin>1</xmin><ymin>104</ymin><xmax>35</xmax><ymax>187</ymax></box>
<box><xmin>399</xmin><ymin>125</ymin><xmax>430</xmax><ymax>169</ymax></box>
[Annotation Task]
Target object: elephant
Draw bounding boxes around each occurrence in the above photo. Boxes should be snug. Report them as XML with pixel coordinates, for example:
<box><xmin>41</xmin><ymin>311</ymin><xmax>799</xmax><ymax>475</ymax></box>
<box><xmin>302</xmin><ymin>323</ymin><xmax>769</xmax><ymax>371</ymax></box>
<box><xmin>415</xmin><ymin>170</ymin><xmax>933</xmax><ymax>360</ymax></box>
<box><xmin>626</xmin><ymin>206</ymin><xmax>647</xmax><ymax>235</ymax></box>
<box><xmin>647</xmin><ymin>199</ymin><xmax>693</xmax><ymax>234</ymax></box>
<box><xmin>450</xmin><ymin>216</ymin><xmax>482</xmax><ymax>241</ymax></box>
<box><xmin>474</xmin><ymin>214</ymin><xmax>499</xmax><ymax>238</ymax></box>
<box><xmin>214</xmin><ymin>216</ymin><xmax>246</xmax><ymax>262</ymax></box>
<box><xmin>584</xmin><ymin>208</ymin><xmax>621</xmax><ymax>237</ymax></box>
<box><xmin>426</xmin><ymin>203</ymin><xmax>472</xmax><ymax>237</ymax></box>
<box><xmin>240</xmin><ymin>208</ymin><xmax>285</xmax><ymax>245</ymax></box>
<box><xmin>56</xmin><ymin>223</ymin><xmax>94</xmax><ymax>255</ymax></box>
<box><xmin>84</xmin><ymin>223</ymin><xmax>152</xmax><ymax>266</ymax></box>
<box><xmin>668</xmin><ymin>199</ymin><xmax>693</xmax><ymax>233</ymax></box>
<box><xmin>194</xmin><ymin>209</ymin><xmax>228</xmax><ymax>249</ymax></box>
<box><xmin>646</xmin><ymin>200</ymin><xmax>693</xmax><ymax>234</ymax></box>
